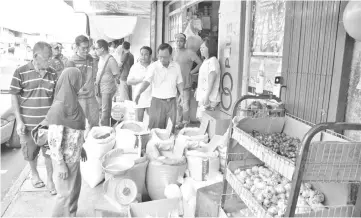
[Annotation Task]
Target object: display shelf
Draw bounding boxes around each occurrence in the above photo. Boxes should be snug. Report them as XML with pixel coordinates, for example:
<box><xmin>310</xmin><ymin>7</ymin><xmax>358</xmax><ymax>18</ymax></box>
<box><xmin>232</xmin><ymin>125</ymin><xmax>294</xmax><ymax>180</ymax></box>
<box><xmin>225</xmin><ymin>161</ymin><xmax>359</xmax><ymax>218</ymax></box>
<box><xmin>221</xmin><ymin>94</ymin><xmax>361</xmax><ymax>217</ymax></box>
<box><xmin>232</xmin><ymin>124</ymin><xmax>361</xmax><ymax>183</ymax></box>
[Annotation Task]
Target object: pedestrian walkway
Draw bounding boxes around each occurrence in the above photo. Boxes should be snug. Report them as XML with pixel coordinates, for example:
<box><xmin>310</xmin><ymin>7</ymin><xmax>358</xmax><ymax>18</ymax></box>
<box><xmin>1</xmin><ymin>155</ymin><xmax>116</xmax><ymax>217</ymax></box>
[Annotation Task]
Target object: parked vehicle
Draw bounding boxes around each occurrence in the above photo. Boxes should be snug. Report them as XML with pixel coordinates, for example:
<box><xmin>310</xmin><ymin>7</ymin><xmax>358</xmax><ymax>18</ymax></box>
<box><xmin>0</xmin><ymin>56</ymin><xmax>22</xmax><ymax>148</ymax></box>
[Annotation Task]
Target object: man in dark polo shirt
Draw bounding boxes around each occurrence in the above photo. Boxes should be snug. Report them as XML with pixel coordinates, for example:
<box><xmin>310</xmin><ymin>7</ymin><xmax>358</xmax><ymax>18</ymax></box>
<box><xmin>10</xmin><ymin>41</ymin><xmax>57</xmax><ymax>194</ymax></box>
<box><xmin>66</xmin><ymin>35</ymin><xmax>99</xmax><ymax>136</ymax></box>
<box><xmin>119</xmin><ymin>41</ymin><xmax>134</xmax><ymax>100</ymax></box>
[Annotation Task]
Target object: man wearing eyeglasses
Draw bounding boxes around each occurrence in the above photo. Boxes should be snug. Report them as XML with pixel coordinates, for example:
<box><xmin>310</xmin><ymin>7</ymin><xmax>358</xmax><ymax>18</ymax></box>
<box><xmin>50</xmin><ymin>42</ymin><xmax>69</xmax><ymax>77</ymax></box>
<box><xmin>10</xmin><ymin>41</ymin><xmax>57</xmax><ymax>195</ymax></box>
<box><xmin>94</xmin><ymin>39</ymin><xmax>120</xmax><ymax>126</ymax></box>
<box><xmin>66</xmin><ymin>35</ymin><xmax>99</xmax><ymax>137</ymax></box>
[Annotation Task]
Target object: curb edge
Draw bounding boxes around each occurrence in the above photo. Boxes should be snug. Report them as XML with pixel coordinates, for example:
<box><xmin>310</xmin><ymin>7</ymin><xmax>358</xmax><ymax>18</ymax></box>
<box><xmin>1</xmin><ymin>164</ymin><xmax>30</xmax><ymax>217</ymax></box>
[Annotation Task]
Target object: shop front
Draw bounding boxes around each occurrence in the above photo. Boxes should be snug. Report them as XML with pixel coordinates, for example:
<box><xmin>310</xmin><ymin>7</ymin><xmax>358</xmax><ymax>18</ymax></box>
<box><xmin>147</xmin><ymin>0</ymin><xmax>361</xmax><ymax>217</ymax></box>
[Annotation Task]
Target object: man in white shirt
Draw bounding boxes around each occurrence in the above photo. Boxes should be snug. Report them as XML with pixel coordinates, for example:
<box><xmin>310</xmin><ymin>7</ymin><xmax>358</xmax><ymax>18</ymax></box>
<box><xmin>135</xmin><ymin>43</ymin><xmax>184</xmax><ymax>133</ymax></box>
<box><xmin>127</xmin><ymin>46</ymin><xmax>152</xmax><ymax>122</ymax></box>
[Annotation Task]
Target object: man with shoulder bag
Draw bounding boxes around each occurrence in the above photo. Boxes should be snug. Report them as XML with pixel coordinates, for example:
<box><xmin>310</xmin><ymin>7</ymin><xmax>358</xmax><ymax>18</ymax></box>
<box><xmin>94</xmin><ymin>39</ymin><xmax>120</xmax><ymax>126</ymax></box>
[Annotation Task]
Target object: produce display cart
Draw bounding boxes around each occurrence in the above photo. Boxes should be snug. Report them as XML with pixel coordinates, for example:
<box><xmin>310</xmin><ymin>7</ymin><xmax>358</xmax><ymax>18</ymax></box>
<box><xmin>220</xmin><ymin>94</ymin><xmax>361</xmax><ymax>217</ymax></box>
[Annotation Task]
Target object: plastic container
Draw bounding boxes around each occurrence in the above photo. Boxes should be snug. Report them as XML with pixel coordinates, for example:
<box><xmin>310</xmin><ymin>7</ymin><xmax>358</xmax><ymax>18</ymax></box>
<box><xmin>102</xmin><ymin>149</ymin><xmax>149</xmax><ymax>195</ymax></box>
<box><xmin>146</xmin><ymin>160</ymin><xmax>187</xmax><ymax>200</ymax></box>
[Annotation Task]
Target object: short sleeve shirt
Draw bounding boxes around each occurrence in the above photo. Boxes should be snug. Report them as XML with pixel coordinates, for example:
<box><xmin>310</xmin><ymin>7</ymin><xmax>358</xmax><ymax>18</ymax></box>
<box><xmin>96</xmin><ymin>54</ymin><xmax>119</xmax><ymax>94</ymax></box>
<box><xmin>10</xmin><ymin>62</ymin><xmax>57</xmax><ymax>129</ymax></box>
<box><xmin>144</xmin><ymin>61</ymin><xmax>183</xmax><ymax>99</ymax></box>
<box><xmin>196</xmin><ymin>57</ymin><xmax>221</xmax><ymax>103</ymax></box>
<box><xmin>173</xmin><ymin>49</ymin><xmax>200</xmax><ymax>89</ymax></box>
<box><xmin>128</xmin><ymin>62</ymin><xmax>152</xmax><ymax>108</ymax></box>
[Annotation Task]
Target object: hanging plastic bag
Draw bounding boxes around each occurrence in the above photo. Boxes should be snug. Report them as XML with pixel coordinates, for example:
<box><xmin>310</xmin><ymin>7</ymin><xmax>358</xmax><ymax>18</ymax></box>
<box><xmin>184</xmin><ymin>21</ymin><xmax>203</xmax><ymax>52</ymax></box>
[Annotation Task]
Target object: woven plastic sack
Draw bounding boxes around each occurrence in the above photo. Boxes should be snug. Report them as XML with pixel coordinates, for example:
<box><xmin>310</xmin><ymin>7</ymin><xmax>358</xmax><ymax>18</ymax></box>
<box><xmin>116</xmin><ymin>121</ymin><xmax>150</xmax><ymax>156</ymax></box>
<box><xmin>149</xmin><ymin>128</ymin><xmax>175</xmax><ymax>151</ymax></box>
<box><xmin>80</xmin><ymin>158</ymin><xmax>104</xmax><ymax>188</ymax></box>
<box><xmin>146</xmin><ymin>159</ymin><xmax>187</xmax><ymax>200</ymax></box>
<box><xmin>102</xmin><ymin>149</ymin><xmax>149</xmax><ymax>195</ymax></box>
<box><xmin>185</xmin><ymin>150</ymin><xmax>220</xmax><ymax>181</ymax></box>
<box><xmin>176</xmin><ymin>127</ymin><xmax>209</xmax><ymax>150</ymax></box>
<box><xmin>83</xmin><ymin>126</ymin><xmax>116</xmax><ymax>159</ymax></box>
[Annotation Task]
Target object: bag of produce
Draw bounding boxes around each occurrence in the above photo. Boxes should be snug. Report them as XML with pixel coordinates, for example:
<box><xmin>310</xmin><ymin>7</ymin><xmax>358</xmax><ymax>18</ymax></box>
<box><xmin>186</xmin><ymin>150</ymin><xmax>220</xmax><ymax>181</ymax></box>
<box><xmin>80</xmin><ymin>157</ymin><xmax>104</xmax><ymax>188</ymax></box>
<box><xmin>147</xmin><ymin>128</ymin><xmax>175</xmax><ymax>152</ymax></box>
<box><xmin>116</xmin><ymin>121</ymin><xmax>150</xmax><ymax>156</ymax></box>
<box><xmin>146</xmin><ymin>157</ymin><xmax>187</xmax><ymax>200</ymax></box>
<box><xmin>83</xmin><ymin>126</ymin><xmax>116</xmax><ymax>159</ymax></box>
<box><xmin>176</xmin><ymin>127</ymin><xmax>209</xmax><ymax>150</ymax></box>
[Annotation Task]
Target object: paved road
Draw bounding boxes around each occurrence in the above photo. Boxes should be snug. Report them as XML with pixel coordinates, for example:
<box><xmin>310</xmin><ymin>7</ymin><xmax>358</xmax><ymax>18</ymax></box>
<box><xmin>1</xmin><ymin>143</ymin><xmax>26</xmax><ymax>201</ymax></box>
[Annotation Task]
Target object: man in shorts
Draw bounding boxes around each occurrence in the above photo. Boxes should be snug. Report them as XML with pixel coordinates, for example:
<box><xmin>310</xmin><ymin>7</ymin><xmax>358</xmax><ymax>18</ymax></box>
<box><xmin>10</xmin><ymin>41</ymin><xmax>57</xmax><ymax>195</ymax></box>
<box><xmin>173</xmin><ymin>33</ymin><xmax>202</xmax><ymax>128</ymax></box>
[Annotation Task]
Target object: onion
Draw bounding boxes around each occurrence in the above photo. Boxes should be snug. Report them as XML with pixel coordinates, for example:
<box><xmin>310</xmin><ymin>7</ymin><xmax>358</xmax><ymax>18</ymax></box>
<box><xmin>284</xmin><ymin>183</ymin><xmax>292</xmax><ymax>191</ymax></box>
<box><xmin>267</xmin><ymin>206</ymin><xmax>278</xmax><ymax>216</ymax></box>
<box><xmin>275</xmin><ymin>184</ymin><xmax>286</xmax><ymax>194</ymax></box>
<box><xmin>263</xmin><ymin>199</ymin><xmax>272</xmax><ymax>208</ymax></box>
<box><xmin>250</xmin><ymin>185</ymin><xmax>257</xmax><ymax>194</ymax></box>
<box><xmin>271</xmin><ymin>195</ymin><xmax>279</xmax><ymax>204</ymax></box>
<box><xmin>255</xmin><ymin>193</ymin><xmax>265</xmax><ymax>204</ymax></box>
<box><xmin>251</xmin><ymin>166</ymin><xmax>259</xmax><ymax>173</ymax></box>
<box><xmin>164</xmin><ymin>184</ymin><xmax>182</xmax><ymax>199</ymax></box>
<box><xmin>255</xmin><ymin>181</ymin><xmax>267</xmax><ymax>190</ymax></box>
<box><xmin>239</xmin><ymin>171</ymin><xmax>248</xmax><ymax>179</ymax></box>
<box><xmin>304</xmin><ymin>182</ymin><xmax>312</xmax><ymax>189</ymax></box>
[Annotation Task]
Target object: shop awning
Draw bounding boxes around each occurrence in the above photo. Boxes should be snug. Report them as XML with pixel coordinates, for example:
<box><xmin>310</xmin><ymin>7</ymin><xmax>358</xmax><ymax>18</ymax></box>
<box><xmin>0</xmin><ymin>0</ymin><xmax>87</xmax><ymax>40</ymax></box>
<box><xmin>88</xmin><ymin>15</ymin><xmax>138</xmax><ymax>41</ymax></box>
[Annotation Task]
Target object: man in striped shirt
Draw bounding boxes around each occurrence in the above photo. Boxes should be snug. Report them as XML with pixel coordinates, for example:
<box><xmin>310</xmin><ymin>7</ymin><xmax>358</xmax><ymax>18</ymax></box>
<box><xmin>10</xmin><ymin>41</ymin><xmax>57</xmax><ymax>194</ymax></box>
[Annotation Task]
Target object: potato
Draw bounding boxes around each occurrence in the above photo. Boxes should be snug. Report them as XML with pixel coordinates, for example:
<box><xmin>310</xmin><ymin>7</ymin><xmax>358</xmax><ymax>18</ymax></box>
<box><xmin>246</xmin><ymin>169</ymin><xmax>253</xmax><ymax>176</ymax></box>
<box><xmin>284</xmin><ymin>183</ymin><xmax>292</xmax><ymax>191</ymax></box>
<box><xmin>251</xmin><ymin>166</ymin><xmax>259</xmax><ymax>174</ymax></box>
<box><xmin>255</xmin><ymin>181</ymin><xmax>267</xmax><ymax>190</ymax></box>
<box><xmin>263</xmin><ymin>199</ymin><xmax>272</xmax><ymax>208</ymax></box>
<box><xmin>267</xmin><ymin>206</ymin><xmax>278</xmax><ymax>216</ymax></box>
<box><xmin>275</xmin><ymin>184</ymin><xmax>286</xmax><ymax>194</ymax></box>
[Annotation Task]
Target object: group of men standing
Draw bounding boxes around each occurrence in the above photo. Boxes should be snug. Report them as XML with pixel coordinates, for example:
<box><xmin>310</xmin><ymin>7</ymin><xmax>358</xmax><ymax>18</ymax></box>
<box><xmin>10</xmin><ymin>32</ymin><xmax>203</xmax><ymax>196</ymax></box>
<box><xmin>10</xmin><ymin>35</ymin><xmax>135</xmax><ymax>194</ymax></box>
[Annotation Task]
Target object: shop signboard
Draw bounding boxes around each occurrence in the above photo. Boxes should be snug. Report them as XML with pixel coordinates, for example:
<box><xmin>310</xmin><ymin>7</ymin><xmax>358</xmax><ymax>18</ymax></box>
<box><xmin>218</xmin><ymin>1</ymin><xmax>242</xmax><ymax>115</ymax></box>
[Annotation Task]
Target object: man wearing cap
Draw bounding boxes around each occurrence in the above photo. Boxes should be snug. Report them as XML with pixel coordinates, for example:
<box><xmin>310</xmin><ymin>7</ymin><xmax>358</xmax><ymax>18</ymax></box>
<box><xmin>173</xmin><ymin>33</ymin><xmax>202</xmax><ymax>129</ymax></box>
<box><xmin>50</xmin><ymin>42</ymin><xmax>68</xmax><ymax>77</ymax></box>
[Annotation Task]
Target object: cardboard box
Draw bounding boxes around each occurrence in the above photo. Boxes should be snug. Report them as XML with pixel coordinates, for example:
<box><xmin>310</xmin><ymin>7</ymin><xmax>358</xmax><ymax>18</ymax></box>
<box><xmin>129</xmin><ymin>198</ymin><xmax>180</xmax><ymax>217</ymax></box>
<box><xmin>202</xmin><ymin>110</ymin><xmax>231</xmax><ymax>139</ymax></box>
<box><xmin>195</xmin><ymin>182</ymin><xmax>246</xmax><ymax>217</ymax></box>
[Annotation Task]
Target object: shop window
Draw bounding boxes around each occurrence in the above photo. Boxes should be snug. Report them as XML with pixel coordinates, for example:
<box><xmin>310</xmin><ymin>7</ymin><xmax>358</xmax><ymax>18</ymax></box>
<box><xmin>248</xmin><ymin>0</ymin><xmax>285</xmax><ymax>95</ymax></box>
<box><xmin>168</xmin><ymin>13</ymin><xmax>183</xmax><ymax>42</ymax></box>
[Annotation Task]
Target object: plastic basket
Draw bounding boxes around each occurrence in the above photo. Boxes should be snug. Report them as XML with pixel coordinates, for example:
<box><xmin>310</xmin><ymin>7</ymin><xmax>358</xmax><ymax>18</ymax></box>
<box><xmin>232</xmin><ymin>123</ymin><xmax>361</xmax><ymax>183</ymax></box>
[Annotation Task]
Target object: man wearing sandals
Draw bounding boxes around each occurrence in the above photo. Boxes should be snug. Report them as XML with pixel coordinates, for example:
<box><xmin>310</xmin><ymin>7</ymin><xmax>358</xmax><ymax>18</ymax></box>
<box><xmin>10</xmin><ymin>42</ymin><xmax>57</xmax><ymax>195</ymax></box>
<box><xmin>173</xmin><ymin>33</ymin><xmax>202</xmax><ymax>129</ymax></box>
